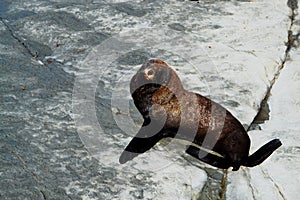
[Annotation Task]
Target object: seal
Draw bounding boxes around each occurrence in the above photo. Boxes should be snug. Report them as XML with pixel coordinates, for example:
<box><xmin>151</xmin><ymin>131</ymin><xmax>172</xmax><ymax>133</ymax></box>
<box><xmin>119</xmin><ymin>58</ymin><xmax>282</xmax><ymax>171</ymax></box>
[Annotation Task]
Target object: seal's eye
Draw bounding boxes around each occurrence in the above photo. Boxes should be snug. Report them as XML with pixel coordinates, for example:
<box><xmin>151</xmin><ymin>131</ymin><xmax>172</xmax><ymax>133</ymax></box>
<box><xmin>144</xmin><ymin>68</ymin><xmax>155</xmax><ymax>80</ymax></box>
<box><xmin>147</xmin><ymin>69</ymin><xmax>154</xmax><ymax>76</ymax></box>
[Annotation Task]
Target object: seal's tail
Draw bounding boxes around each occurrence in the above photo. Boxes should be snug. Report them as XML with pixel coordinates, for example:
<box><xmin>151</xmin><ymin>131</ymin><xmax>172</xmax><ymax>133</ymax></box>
<box><xmin>243</xmin><ymin>139</ymin><xmax>282</xmax><ymax>167</ymax></box>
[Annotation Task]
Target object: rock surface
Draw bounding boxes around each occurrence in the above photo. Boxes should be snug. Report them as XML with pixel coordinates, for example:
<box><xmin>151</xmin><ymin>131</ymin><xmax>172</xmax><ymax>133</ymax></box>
<box><xmin>0</xmin><ymin>0</ymin><xmax>299</xmax><ymax>199</ymax></box>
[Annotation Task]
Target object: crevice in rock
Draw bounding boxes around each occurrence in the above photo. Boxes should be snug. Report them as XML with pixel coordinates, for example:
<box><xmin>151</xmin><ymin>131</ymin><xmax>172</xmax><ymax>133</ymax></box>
<box><xmin>285</xmin><ymin>0</ymin><xmax>300</xmax><ymax>58</ymax></box>
<box><xmin>12</xmin><ymin>150</ymin><xmax>50</xmax><ymax>199</ymax></box>
<box><xmin>287</xmin><ymin>0</ymin><xmax>298</xmax><ymax>29</ymax></box>
<box><xmin>243</xmin><ymin>169</ymin><xmax>256</xmax><ymax>200</ymax></box>
<box><xmin>248</xmin><ymin>0</ymin><xmax>299</xmax><ymax>130</ymax></box>
<box><xmin>12</xmin><ymin>150</ymin><xmax>40</xmax><ymax>183</ymax></box>
<box><xmin>261</xmin><ymin>169</ymin><xmax>287</xmax><ymax>200</ymax></box>
<box><xmin>12</xmin><ymin>149</ymin><xmax>73</xmax><ymax>199</ymax></box>
<box><xmin>219</xmin><ymin>2</ymin><xmax>299</xmax><ymax>200</ymax></box>
<box><xmin>217</xmin><ymin>169</ymin><xmax>227</xmax><ymax>200</ymax></box>
<box><xmin>187</xmin><ymin>163</ymin><xmax>226</xmax><ymax>200</ymax></box>
<box><xmin>40</xmin><ymin>190</ymin><xmax>47</xmax><ymax>200</ymax></box>
<box><xmin>0</xmin><ymin>17</ymin><xmax>44</xmax><ymax>63</ymax></box>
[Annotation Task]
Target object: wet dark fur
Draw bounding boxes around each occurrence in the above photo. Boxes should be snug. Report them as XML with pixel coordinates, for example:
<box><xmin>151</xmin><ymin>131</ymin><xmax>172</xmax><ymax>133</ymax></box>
<box><xmin>119</xmin><ymin>58</ymin><xmax>282</xmax><ymax>171</ymax></box>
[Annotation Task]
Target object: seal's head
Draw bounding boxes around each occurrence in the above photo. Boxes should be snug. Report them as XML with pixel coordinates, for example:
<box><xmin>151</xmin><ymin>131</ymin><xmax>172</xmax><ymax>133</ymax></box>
<box><xmin>130</xmin><ymin>58</ymin><xmax>173</xmax><ymax>94</ymax></box>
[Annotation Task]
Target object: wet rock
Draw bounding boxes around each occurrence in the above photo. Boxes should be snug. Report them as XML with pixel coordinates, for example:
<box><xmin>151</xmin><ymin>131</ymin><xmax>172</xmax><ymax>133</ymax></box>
<box><xmin>116</xmin><ymin>49</ymin><xmax>153</xmax><ymax>65</ymax></box>
<box><xmin>113</xmin><ymin>3</ymin><xmax>148</xmax><ymax>17</ymax></box>
<box><xmin>39</xmin><ymin>11</ymin><xmax>91</xmax><ymax>31</ymax></box>
<box><xmin>168</xmin><ymin>23</ymin><xmax>186</xmax><ymax>32</ymax></box>
<box><xmin>0</xmin><ymin>0</ymin><xmax>7</xmax><ymax>17</ymax></box>
<box><xmin>287</xmin><ymin>0</ymin><xmax>298</xmax><ymax>10</ymax></box>
<box><xmin>4</xmin><ymin>10</ymin><xmax>36</xmax><ymax>22</ymax></box>
<box><xmin>130</xmin><ymin>189</ymin><xmax>144</xmax><ymax>199</ymax></box>
<box><xmin>21</xmin><ymin>38</ymin><xmax>53</xmax><ymax>58</ymax></box>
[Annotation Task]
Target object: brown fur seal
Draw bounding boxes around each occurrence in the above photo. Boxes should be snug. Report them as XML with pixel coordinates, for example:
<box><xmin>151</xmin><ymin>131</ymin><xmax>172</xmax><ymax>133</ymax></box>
<box><xmin>119</xmin><ymin>58</ymin><xmax>282</xmax><ymax>171</ymax></box>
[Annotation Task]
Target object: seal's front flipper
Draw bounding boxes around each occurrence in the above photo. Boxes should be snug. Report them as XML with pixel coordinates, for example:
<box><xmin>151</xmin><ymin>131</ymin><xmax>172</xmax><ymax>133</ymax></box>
<box><xmin>185</xmin><ymin>145</ymin><xmax>231</xmax><ymax>169</ymax></box>
<box><xmin>243</xmin><ymin>139</ymin><xmax>282</xmax><ymax>167</ymax></box>
<box><xmin>119</xmin><ymin>120</ymin><xmax>164</xmax><ymax>164</ymax></box>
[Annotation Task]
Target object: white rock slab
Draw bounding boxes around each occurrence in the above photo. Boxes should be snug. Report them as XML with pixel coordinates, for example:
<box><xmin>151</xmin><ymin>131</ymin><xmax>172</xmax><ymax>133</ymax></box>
<box><xmin>252</xmin><ymin>48</ymin><xmax>300</xmax><ymax>200</ymax></box>
<box><xmin>227</xmin><ymin>23</ymin><xmax>300</xmax><ymax>200</ymax></box>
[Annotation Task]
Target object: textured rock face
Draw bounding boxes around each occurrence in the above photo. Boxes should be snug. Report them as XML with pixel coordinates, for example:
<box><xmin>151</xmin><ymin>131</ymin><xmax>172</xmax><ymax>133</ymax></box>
<box><xmin>0</xmin><ymin>0</ymin><xmax>299</xmax><ymax>199</ymax></box>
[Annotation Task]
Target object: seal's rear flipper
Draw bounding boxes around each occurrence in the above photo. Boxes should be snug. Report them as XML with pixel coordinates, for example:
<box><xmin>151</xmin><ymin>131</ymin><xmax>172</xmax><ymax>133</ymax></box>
<box><xmin>185</xmin><ymin>145</ymin><xmax>231</xmax><ymax>169</ymax></box>
<box><xmin>243</xmin><ymin>139</ymin><xmax>282</xmax><ymax>167</ymax></box>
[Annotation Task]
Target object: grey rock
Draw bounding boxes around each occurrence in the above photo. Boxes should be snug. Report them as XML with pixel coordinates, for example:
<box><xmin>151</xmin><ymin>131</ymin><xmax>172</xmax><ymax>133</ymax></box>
<box><xmin>168</xmin><ymin>23</ymin><xmax>186</xmax><ymax>32</ymax></box>
<box><xmin>113</xmin><ymin>2</ymin><xmax>148</xmax><ymax>17</ymax></box>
